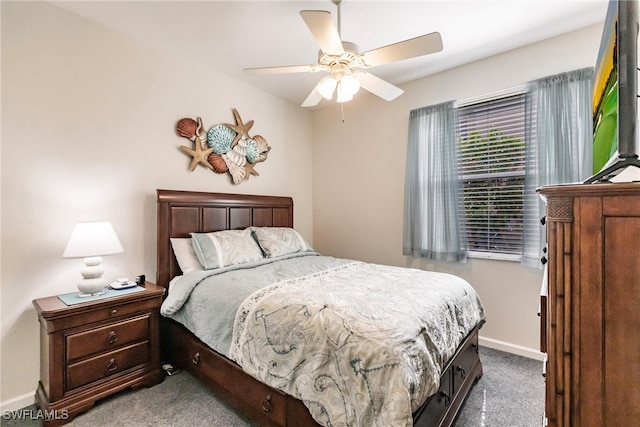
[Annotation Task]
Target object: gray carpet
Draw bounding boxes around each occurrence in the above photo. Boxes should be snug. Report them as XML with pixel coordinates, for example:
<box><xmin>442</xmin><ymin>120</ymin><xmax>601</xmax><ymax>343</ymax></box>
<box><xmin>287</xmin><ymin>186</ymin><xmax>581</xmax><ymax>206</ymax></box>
<box><xmin>453</xmin><ymin>347</ymin><xmax>544</xmax><ymax>427</ymax></box>
<box><xmin>2</xmin><ymin>347</ymin><xmax>543</xmax><ymax>427</ymax></box>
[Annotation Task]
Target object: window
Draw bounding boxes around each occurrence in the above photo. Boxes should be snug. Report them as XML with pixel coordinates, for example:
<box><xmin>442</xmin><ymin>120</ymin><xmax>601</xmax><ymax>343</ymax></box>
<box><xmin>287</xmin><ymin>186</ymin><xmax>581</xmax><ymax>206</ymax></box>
<box><xmin>404</xmin><ymin>69</ymin><xmax>592</xmax><ymax>266</ymax></box>
<box><xmin>457</xmin><ymin>93</ymin><xmax>526</xmax><ymax>259</ymax></box>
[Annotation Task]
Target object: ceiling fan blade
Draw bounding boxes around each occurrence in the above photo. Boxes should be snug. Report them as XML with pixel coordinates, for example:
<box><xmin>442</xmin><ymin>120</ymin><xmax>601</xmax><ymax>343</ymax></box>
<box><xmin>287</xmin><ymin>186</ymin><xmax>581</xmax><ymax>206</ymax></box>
<box><xmin>361</xmin><ymin>32</ymin><xmax>443</xmax><ymax>67</ymax></box>
<box><xmin>244</xmin><ymin>64</ymin><xmax>323</xmax><ymax>75</ymax></box>
<box><xmin>301</xmin><ymin>85</ymin><xmax>324</xmax><ymax>108</ymax></box>
<box><xmin>300</xmin><ymin>10</ymin><xmax>344</xmax><ymax>54</ymax></box>
<box><xmin>356</xmin><ymin>72</ymin><xmax>404</xmax><ymax>101</ymax></box>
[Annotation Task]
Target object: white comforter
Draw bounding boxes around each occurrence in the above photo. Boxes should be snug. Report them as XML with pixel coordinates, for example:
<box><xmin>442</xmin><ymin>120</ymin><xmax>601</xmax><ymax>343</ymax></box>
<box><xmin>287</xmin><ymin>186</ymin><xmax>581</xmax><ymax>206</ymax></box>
<box><xmin>228</xmin><ymin>260</ymin><xmax>485</xmax><ymax>427</ymax></box>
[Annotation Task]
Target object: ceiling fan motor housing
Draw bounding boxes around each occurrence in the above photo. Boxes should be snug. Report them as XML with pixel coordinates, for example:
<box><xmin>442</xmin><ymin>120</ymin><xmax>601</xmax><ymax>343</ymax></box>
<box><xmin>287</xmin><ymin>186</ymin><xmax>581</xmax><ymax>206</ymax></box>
<box><xmin>318</xmin><ymin>41</ymin><xmax>368</xmax><ymax>72</ymax></box>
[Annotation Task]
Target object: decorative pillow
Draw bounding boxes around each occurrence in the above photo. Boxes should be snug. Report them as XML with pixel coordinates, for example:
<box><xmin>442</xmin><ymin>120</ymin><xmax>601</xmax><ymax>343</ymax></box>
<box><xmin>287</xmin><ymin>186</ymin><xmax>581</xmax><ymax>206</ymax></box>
<box><xmin>170</xmin><ymin>238</ymin><xmax>203</xmax><ymax>274</ymax></box>
<box><xmin>251</xmin><ymin>227</ymin><xmax>313</xmax><ymax>258</ymax></box>
<box><xmin>190</xmin><ymin>228</ymin><xmax>264</xmax><ymax>270</ymax></box>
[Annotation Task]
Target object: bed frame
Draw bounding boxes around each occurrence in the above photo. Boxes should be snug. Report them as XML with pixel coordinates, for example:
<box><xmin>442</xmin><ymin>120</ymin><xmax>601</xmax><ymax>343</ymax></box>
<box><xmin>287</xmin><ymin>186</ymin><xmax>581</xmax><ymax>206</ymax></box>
<box><xmin>156</xmin><ymin>189</ymin><xmax>483</xmax><ymax>427</ymax></box>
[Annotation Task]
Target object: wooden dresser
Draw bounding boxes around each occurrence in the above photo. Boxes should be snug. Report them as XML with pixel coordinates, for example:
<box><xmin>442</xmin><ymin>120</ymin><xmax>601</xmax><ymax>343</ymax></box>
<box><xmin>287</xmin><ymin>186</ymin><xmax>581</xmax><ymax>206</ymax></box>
<box><xmin>33</xmin><ymin>283</ymin><xmax>165</xmax><ymax>426</ymax></box>
<box><xmin>538</xmin><ymin>182</ymin><xmax>640</xmax><ymax>427</ymax></box>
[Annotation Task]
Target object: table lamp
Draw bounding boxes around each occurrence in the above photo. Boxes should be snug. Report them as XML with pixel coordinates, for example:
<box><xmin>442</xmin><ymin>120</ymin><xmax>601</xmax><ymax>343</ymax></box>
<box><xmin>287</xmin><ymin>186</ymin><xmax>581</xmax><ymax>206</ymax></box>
<box><xmin>63</xmin><ymin>221</ymin><xmax>124</xmax><ymax>297</ymax></box>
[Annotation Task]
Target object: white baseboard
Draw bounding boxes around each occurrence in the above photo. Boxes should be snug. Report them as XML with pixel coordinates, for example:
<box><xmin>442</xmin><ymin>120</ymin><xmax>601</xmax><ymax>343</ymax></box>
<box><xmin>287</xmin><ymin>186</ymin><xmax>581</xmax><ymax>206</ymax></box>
<box><xmin>1</xmin><ymin>392</ymin><xmax>35</xmax><ymax>413</ymax></box>
<box><xmin>479</xmin><ymin>336</ymin><xmax>545</xmax><ymax>361</ymax></box>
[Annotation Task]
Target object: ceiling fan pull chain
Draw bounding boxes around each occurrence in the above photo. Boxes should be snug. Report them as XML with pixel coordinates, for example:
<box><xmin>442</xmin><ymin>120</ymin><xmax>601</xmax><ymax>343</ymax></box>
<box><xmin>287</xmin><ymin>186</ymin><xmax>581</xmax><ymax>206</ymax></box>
<box><xmin>341</xmin><ymin>102</ymin><xmax>345</xmax><ymax>123</ymax></box>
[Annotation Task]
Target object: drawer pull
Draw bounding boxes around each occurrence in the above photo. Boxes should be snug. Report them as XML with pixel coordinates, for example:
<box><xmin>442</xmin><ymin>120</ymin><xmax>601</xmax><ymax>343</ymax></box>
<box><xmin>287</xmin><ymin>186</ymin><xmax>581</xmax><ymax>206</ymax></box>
<box><xmin>107</xmin><ymin>358</ymin><xmax>118</xmax><ymax>372</ymax></box>
<box><xmin>439</xmin><ymin>390</ymin><xmax>451</xmax><ymax>407</ymax></box>
<box><xmin>472</xmin><ymin>343</ymin><xmax>479</xmax><ymax>354</ymax></box>
<box><xmin>110</xmin><ymin>309</ymin><xmax>118</xmax><ymax>316</ymax></box>
<box><xmin>107</xmin><ymin>331</ymin><xmax>118</xmax><ymax>345</ymax></box>
<box><xmin>192</xmin><ymin>352</ymin><xmax>200</xmax><ymax>365</ymax></box>
<box><xmin>262</xmin><ymin>395</ymin><xmax>272</xmax><ymax>412</ymax></box>
<box><xmin>457</xmin><ymin>365</ymin><xmax>467</xmax><ymax>379</ymax></box>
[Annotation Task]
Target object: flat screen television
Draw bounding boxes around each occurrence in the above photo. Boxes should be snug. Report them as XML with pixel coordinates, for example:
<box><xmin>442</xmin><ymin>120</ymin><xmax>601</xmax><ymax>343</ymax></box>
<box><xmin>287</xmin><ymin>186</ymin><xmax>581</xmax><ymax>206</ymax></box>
<box><xmin>586</xmin><ymin>0</ymin><xmax>640</xmax><ymax>183</ymax></box>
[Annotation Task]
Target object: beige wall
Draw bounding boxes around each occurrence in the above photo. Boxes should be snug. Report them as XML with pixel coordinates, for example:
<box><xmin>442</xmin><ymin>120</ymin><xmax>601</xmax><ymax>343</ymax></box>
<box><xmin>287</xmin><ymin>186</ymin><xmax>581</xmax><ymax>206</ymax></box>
<box><xmin>1</xmin><ymin>2</ymin><xmax>313</xmax><ymax>409</ymax></box>
<box><xmin>311</xmin><ymin>24</ymin><xmax>603</xmax><ymax>358</ymax></box>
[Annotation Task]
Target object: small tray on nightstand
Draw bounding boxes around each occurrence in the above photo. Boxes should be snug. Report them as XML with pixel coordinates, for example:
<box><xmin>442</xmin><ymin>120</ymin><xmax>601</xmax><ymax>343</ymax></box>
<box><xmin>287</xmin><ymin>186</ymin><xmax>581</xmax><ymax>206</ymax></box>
<box><xmin>57</xmin><ymin>285</ymin><xmax>145</xmax><ymax>306</ymax></box>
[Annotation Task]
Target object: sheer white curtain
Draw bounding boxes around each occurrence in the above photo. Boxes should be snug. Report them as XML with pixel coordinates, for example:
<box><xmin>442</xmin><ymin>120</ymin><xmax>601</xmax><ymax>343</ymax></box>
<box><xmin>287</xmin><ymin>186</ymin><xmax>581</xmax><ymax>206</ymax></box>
<box><xmin>521</xmin><ymin>67</ymin><xmax>594</xmax><ymax>268</ymax></box>
<box><xmin>403</xmin><ymin>101</ymin><xmax>467</xmax><ymax>262</ymax></box>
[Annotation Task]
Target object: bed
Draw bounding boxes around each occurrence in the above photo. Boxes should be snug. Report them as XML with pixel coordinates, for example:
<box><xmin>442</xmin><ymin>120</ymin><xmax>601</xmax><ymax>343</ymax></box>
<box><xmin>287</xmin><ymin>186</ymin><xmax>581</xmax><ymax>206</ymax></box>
<box><xmin>156</xmin><ymin>189</ymin><xmax>485</xmax><ymax>427</ymax></box>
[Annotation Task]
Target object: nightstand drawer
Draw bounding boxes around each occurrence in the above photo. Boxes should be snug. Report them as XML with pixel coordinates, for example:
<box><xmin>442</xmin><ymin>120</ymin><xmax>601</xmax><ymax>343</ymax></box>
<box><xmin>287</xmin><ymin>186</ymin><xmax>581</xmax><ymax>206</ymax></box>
<box><xmin>66</xmin><ymin>341</ymin><xmax>150</xmax><ymax>390</ymax></box>
<box><xmin>66</xmin><ymin>315</ymin><xmax>150</xmax><ymax>362</ymax></box>
<box><xmin>39</xmin><ymin>297</ymin><xmax>161</xmax><ymax>333</ymax></box>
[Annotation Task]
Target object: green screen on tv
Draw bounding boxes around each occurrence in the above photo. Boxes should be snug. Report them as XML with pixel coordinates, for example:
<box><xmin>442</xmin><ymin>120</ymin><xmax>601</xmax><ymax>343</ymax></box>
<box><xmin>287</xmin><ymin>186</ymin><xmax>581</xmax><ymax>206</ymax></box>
<box><xmin>592</xmin><ymin>0</ymin><xmax>618</xmax><ymax>174</ymax></box>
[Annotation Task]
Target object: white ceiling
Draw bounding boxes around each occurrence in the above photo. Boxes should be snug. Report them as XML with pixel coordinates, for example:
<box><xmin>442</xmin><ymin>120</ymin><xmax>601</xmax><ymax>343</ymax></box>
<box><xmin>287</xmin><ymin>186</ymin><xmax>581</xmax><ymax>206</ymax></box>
<box><xmin>52</xmin><ymin>0</ymin><xmax>609</xmax><ymax>108</ymax></box>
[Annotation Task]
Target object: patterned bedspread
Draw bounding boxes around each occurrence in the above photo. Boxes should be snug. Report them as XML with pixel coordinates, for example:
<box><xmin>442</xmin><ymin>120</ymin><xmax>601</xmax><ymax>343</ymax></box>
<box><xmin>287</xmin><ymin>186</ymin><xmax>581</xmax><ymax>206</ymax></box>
<box><xmin>228</xmin><ymin>261</ymin><xmax>485</xmax><ymax>427</ymax></box>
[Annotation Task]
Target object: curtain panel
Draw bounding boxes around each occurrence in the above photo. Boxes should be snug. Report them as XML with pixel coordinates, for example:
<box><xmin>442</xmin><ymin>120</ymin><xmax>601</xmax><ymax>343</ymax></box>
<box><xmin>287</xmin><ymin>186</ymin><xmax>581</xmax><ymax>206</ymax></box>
<box><xmin>403</xmin><ymin>101</ymin><xmax>467</xmax><ymax>262</ymax></box>
<box><xmin>522</xmin><ymin>67</ymin><xmax>594</xmax><ymax>268</ymax></box>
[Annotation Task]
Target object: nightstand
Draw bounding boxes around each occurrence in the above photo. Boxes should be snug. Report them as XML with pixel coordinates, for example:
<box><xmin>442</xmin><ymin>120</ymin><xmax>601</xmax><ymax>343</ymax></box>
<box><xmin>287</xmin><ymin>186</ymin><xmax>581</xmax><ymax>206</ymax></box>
<box><xmin>33</xmin><ymin>283</ymin><xmax>165</xmax><ymax>426</ymax></box>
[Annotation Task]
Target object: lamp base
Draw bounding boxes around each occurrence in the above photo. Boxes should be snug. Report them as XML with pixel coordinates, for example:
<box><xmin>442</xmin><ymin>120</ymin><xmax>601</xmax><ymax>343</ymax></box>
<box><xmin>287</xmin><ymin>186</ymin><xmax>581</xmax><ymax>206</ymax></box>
<box><xmin>77</xmin><ymin>256</ymin><xmax>107</xmax><ymax>297</ymax></box>
<box><xmin>77</xmin><ymin>290</ymin><xmax>106</xmax><ymax>298</ymax></box>
<box><xmin>77</xmin><ymin>278</ymin><xmax>107</xmax><ymax>297</ymax></box>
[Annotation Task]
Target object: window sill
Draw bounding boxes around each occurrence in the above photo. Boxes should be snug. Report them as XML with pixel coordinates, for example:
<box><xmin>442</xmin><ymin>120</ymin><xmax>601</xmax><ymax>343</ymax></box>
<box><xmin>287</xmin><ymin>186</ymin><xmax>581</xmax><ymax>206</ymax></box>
<box><xmin>467</xmin><ymin>251</ymin><xmax>521</xmax><ymax>262</ymax></box>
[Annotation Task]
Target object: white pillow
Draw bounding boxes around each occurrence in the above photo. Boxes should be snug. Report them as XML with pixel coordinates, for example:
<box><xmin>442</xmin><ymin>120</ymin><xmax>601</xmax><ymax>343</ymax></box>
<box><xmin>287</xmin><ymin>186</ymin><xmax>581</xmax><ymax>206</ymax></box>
<box><xmin>191</xmin><ymin>228</ymin><xmax>264</xmax><ymax>270</ymax></box>
<box><xmin>170</xmin><ymin>238</ymin><xmax>203</xmax><ymax>274</ymax></box>
<box><xmin>251</xmin><ymin>227</ymin><xmax>313</xmax><ymax>258</ymax></box>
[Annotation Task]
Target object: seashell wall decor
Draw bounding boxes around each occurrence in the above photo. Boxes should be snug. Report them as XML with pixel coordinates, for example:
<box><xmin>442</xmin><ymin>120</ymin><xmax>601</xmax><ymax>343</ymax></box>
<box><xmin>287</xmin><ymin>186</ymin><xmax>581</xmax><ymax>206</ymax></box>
<box><xmin>175</xmin><ymin>108</ymin><xmax>271</xmax><ymax>184</ymax></box>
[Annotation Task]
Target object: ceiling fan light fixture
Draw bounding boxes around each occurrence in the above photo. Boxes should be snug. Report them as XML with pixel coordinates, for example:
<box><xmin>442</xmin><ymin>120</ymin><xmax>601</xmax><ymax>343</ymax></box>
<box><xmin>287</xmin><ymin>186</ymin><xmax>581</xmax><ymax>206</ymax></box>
<box><xmin>317</xmin><ymin>76</ymin><xmax>337</xmax><ymax>99</ymax></box>
<box><xmin>336</xmin><ymin>92</ymin><xmax>353</xmax><ymax>103</ymax></box>
<box><xmin>336</xmin><ymin>81</ymin><xmax>354</xmax><ymax>103</ymax></box>
<box><xmin>340</xmin><ymin>73</ymin><xmax>360</xmax><ymax>96</ymax></box>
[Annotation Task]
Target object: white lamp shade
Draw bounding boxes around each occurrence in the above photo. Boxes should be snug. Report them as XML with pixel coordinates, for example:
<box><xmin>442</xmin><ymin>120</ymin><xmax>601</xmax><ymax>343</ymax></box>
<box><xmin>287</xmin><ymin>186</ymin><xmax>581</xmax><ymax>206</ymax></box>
<box><xmin>63</xmin><ymin>221</ymin><xmax>124</xmax><ymax>258</ymax></box>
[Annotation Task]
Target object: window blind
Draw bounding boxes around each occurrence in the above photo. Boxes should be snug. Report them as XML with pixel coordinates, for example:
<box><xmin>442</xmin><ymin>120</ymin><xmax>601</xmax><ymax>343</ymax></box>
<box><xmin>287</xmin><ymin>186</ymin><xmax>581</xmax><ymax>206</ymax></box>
<box><xmin>457</xmin><ymin>94</ymin><xmax>526</xmax><ymax>256</ymax></box>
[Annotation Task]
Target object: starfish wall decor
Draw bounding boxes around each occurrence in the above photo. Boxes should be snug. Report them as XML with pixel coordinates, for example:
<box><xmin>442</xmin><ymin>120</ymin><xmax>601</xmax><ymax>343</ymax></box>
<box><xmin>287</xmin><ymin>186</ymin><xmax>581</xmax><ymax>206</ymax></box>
<box><xmin>175</xmin><ymin>108</ymin><xmax>271</xmax><ymax>184</ymax></box>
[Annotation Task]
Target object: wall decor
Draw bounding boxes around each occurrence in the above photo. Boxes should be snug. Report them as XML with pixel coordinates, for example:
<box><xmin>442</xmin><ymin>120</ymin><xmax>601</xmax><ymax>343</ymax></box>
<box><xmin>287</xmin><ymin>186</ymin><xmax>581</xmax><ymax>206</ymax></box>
<box><xmin>176</xmin><ymin>109</ymin><xmax>271</xmax><ymax>184</ymax></box>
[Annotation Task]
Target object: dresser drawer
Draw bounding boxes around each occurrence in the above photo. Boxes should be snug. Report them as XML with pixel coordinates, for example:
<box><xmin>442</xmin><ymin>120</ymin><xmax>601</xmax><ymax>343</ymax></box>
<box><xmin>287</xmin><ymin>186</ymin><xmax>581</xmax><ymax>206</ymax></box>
<box><xmin>66</xmin><ymin>341</ymin><xmax>150</xmax><ymax>391</ymax></box>
<box><xmin>66</xmin><ymin>315</ymin><xmax>150</xmax><ymax>362</ymax></box>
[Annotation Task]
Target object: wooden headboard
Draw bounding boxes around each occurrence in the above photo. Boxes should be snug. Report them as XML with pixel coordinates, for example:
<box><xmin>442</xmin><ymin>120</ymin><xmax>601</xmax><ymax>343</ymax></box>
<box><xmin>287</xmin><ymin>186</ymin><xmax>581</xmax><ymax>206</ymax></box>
<box><xmin>156</xmin><ymin>189</ymin><xmax>294</xmax><ymax>288</ymax></box>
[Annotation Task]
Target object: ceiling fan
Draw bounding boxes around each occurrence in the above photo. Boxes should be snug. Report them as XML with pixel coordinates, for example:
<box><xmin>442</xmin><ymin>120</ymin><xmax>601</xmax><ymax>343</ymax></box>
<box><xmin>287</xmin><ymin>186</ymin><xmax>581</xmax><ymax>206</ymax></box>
<box><xmin>243</xmin><ymin>0</ymin><xmax>443</xmax><ymax>107</ymax></box>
